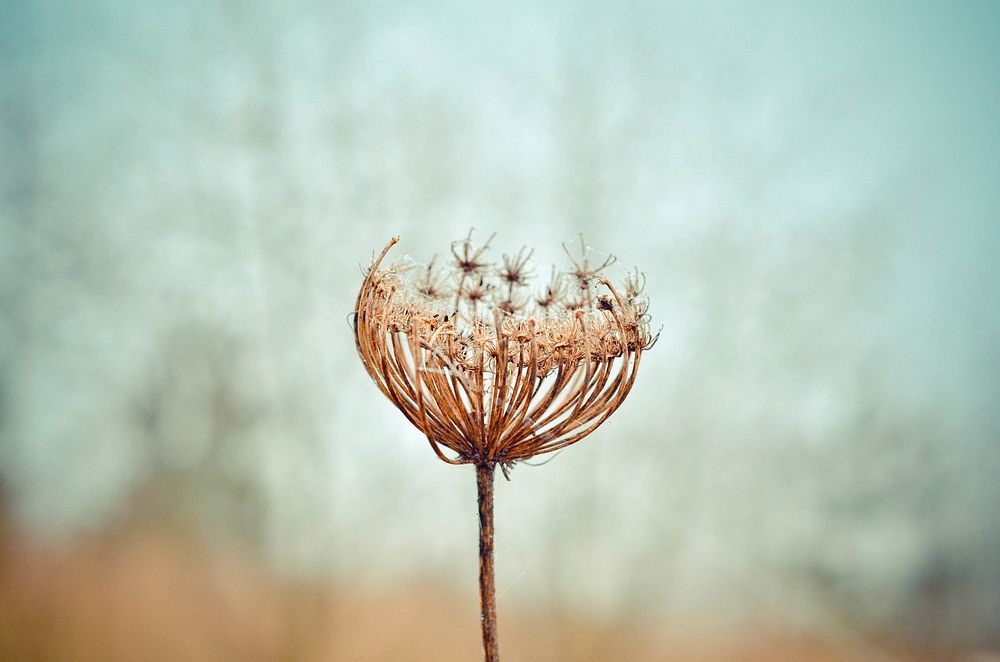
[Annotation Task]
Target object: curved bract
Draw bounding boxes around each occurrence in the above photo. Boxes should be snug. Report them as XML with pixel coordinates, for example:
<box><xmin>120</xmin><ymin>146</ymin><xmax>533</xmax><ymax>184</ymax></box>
<box><xmin>353</xmin><ymin>233</ymin><xmax>656</xmax><ymax>473</ymax></box>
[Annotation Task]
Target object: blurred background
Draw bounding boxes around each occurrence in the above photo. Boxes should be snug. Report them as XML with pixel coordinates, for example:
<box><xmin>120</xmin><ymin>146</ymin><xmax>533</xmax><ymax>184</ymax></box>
<box><xmin>2</xmin><ymin>1</ymin><xmax>999</xmax><ymax>660</ymax></box>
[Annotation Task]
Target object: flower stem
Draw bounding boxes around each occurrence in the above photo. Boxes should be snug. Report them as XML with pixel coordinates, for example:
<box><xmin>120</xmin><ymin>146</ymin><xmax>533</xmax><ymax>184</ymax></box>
<box><xmin>476</xmin><ymin>462</ymin><xmax>499</xmax><ymax>662</ymax></box>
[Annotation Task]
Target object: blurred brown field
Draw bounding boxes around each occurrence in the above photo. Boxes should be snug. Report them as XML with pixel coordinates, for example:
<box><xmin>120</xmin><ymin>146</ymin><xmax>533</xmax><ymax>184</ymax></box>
<box><xmin>0</xmin><ymin>517</ymin><xmax>949</xmax><ymax>662</ymax></box>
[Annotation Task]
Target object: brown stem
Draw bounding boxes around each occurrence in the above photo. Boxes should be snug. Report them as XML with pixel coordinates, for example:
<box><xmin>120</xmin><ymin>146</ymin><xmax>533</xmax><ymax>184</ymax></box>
<box><xmin>476</xmin><ymin>462</ymin><xmax>499</xmax><ymax>662</ymax></box>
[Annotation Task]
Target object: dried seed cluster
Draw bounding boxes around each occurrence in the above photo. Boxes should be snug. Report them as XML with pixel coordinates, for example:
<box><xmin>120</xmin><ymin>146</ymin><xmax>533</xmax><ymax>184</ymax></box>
<box><xmin>354</xmin><ymin>232</ymin><xmax>657</xmax><ymax>474</ymax></box>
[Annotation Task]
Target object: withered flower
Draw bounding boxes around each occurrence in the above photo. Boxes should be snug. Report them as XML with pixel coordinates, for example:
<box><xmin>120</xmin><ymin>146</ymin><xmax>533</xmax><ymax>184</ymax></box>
<box><xmin>563</xmin><ymin>233</ymin><xmax>617</xmax><ymax>309</ymax></box>
<box><xmin>353</xmin><ymin>233</ymin><xmax>656</xmax><ymax>662</ymax></box>
<box><xmin>535</xmin><ymin>266</ymin><xmax>569</xmax><ymax>312</ymax></box>
<box><xmin>415</xmin><ymin>255</ymin><xmax>451</xmax><ymax>301</ymax></box>
<box><xmin>498</xmin><ymin>246</ymin><xmax>535</xmax><ymax>290</ymax></box>
<box><xmin>451</xmin><ymin>228</ymin><xmax>495</xmax><ymax>276</ymax></box>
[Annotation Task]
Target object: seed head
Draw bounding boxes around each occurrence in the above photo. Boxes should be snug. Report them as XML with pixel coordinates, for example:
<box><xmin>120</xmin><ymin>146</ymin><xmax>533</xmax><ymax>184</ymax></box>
<box><xmin>535</xmin><ymin>267</ymin><xmax>569</xmax><ymax>311</ymax></box>
<box><xmin>354</xmin><ymin>233</ymin><xmax>656</xmax><ymax>474</ymax></box>
<box><xmin>499</xmin><ymin>247</ymin><xmax>535</xmax><ymax>288</ymax></box>
<box><xmin>415</xmin><ymin>255</ymin><xmax>451</xmax><ymax>301</ymax></box>
<box><xmin>563</xmin><ymin>233</ymin><xmax>617</xmax><ymax>293</ymax></box>
<box><xmin>451</xmin><ymin>229</ymin><xmax>495</xmax><ymax>276</ymax></box>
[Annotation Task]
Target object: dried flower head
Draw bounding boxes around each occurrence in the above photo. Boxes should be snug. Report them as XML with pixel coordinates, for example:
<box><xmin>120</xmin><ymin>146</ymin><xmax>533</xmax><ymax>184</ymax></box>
<box><xmin>414</xmin><ymin>255</ymin><xmax>451</xmax><ymax>301</ymax></box>
<box><xmin>563</xmin><ymin>233</ymin><xmax>617</xmax><ymax>307</ymax></box>
<box><xmin>354</xmin><ymin>233</ymin><xmax>656</xmax><ymax>474</ymax></box>
<box><xmin>498</xmin><ymin>246</ymin><xmax>535</xmax><ymax>290</ymax></box>
<box><xmin>353</xmin><ymin>232</ymin><xmax>657</xmax><ymax>662</ymax></box>
<box><xmin>451</xmin><ymin>228</ymin><xmax>495</xmax><ymax>276</ymax></box>
<box><xmin>535</xmin><ymin>266</ymin><xmax>569</xmax><ymax>312</ymax></box>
